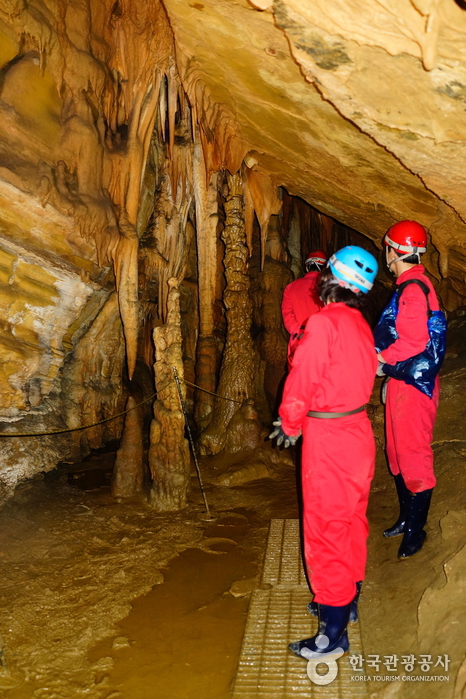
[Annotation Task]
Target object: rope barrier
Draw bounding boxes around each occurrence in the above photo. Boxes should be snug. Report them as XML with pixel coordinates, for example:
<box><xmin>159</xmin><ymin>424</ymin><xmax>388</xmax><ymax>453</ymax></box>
<box><xmin>173</xmin><ymin>367</ymin><xmax>212</xmax><ymax>518</ymax></box>
<box><xmin>0</xmin><ymin>375</ymin><xmax>243</xmax><ymax>437</ymax></box>
<box><xmin>0</xmin><ymin>393</ymin><xmax>158</xmax><ymax>438</ymax></box>
<box><xmin>184</xmin><ymin>379</ymin><xmax>242</xmax><ymax>404</ymax></box>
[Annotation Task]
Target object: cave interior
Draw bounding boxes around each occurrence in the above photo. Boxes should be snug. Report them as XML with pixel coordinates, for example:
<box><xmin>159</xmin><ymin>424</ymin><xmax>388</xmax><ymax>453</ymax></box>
<box><xmin>0</xmin><ymin>0</ymin><xmax>466</xmax><ymax>697</ymax></box>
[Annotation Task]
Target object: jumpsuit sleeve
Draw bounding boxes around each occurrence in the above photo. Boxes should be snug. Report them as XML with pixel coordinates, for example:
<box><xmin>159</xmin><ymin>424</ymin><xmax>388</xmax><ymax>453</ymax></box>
<box><xmin>281</xmin><ymin>285</ymin><xmax>300</xmax><ymax>336</ymax></box>
<box><xmin>279</xmin><ymin>314</ymin><xmax>331</xmax><ymax>435</ymax></box>
<box><xmin>381</xmin><ymin>285</ymin><xmax>430</xmax><ymax>364</ymax></box>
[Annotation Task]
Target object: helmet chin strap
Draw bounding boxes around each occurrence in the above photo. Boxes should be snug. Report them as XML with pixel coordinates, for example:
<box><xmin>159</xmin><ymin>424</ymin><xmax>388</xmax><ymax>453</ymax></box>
<box><xmin>386</xmin><ymin>248</ymin><xmax>420</xmax><ymax>273</ymax></box>
<box><xmin>305</xmin><ymin>260</ymin><xmax>324</xmax><ymax>273</ymax></box>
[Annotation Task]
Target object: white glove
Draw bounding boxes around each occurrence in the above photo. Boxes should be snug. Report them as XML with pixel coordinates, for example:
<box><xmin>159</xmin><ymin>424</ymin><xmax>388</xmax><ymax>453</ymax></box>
<box><xmin>268</xmin><ymin>418</ymin><xmax>301</xmax><ymax>448</ymax></box>
<box><xmin>376</xmin><ymin>363</ymin><xmax>385</xmax><ymax>377</ymax></box>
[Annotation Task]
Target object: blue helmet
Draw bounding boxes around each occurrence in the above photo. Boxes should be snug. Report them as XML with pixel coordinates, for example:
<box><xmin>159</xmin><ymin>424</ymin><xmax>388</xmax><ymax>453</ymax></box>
<box><xmin>328</xmin><ymin>246</ymin><xmax>378</xmax><ymax>294</ymax></box>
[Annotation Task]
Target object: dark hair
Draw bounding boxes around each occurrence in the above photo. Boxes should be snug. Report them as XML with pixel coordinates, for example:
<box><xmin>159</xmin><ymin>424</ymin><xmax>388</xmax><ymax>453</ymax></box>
<box><xmin>305</xmin><ymin>261</ymin><xmax>322</xmax><ymax>273</ymax></box>
<box><xmin>387</xmin><ymin>246</ymin><xmax>421</xmax><ymax>266</ymax></box>
<box><xmin>318</xmin><ymin>266</ymin><xmax>365</xmax><ymax>309</ymax></box>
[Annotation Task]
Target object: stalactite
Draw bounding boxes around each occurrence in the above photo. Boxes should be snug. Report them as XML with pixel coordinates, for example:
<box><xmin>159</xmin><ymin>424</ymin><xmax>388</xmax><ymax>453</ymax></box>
<box><xmin>409</xmin><ymin>0</ymin><xmax>442</xmax><ymax>70</ymax></box>
<box><xmin>111</xmin><ymin>395</ymin><xmax>145</xmax><ymax>499</ymax></box>
<box><xmin>318</xmin><ymin>211</ymin><xmax>334</xmax><ymax>252</ymax></box>
<box><xmin>143</xmin><ymin>95</ymin><xmax>194</xmax><ymax>323</ymax></box>
<box><xmin>264</xmin><ymin>214</ymin><xmax>290</xmax><ymax>265</ymax></box>
<box><xmin>439</xmin><ymin>248</ymin><xmax>449</xmax><ymax>279</ymax></box>
<box><xmin>244</xmin><ymin>167</ymin><xmax>282</xmax><ymax>269</ymax></box>
<box><xmin>112</xmin><ymin>216</ymin><xmax>139</xmax><ymax>379</ymax></box>
<box><xmin>148</xmin><ymin>277</ymin><xmax>190</xmax><ymax>510</ymax></box>
<box><xmin>288</xmin><ymin>208</ymin><xmax>303</xmax><ymax>279</ymax></box>
<box><xmin>179</xmin><ymin>72</ymin><xmax>247</xmax><ymax>180</ymax></box>
<box><xmin>198</xmin><ymin>172</ymin><xmax>256</xmax><ymax>455</ymax></box>
<box><xmin>167</xmin><ymin>61</ymin><xmax>178</xmax><ymax>161</ymax></box>
<box><xmin>430</xmin><ymin>202</ymin><xmax>456</xmax><ymax>280</ymax></box>
<box><xmin>106</xmin><ymin>61</ymin><xmax>163</xmax><ymax>378</ymax></box>
<box><xmin>193</xmin><ymin>138</ymin><xmax>219</xmax><ymax>429</ymax></box>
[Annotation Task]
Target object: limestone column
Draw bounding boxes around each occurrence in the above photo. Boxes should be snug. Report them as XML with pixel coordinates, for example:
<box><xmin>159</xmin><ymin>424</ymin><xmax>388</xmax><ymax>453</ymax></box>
<box><xmin>148</xmin><ymin>278</ymin><xmax>190</xmax><ymax>510</ymax></box>
<box><xmin>199</xmin><ymin>172</ymin><xmax>256</xmax><ymax>455</ymax></box>
<box><xmin>261</xmin><ymin>216</ymin><xmax>293</xmax><ymax>408</ymax></box>
<box><xmin>193</xmin><ymin>140</ymin><xmax>219</xmax><ymax>430</ymax></box>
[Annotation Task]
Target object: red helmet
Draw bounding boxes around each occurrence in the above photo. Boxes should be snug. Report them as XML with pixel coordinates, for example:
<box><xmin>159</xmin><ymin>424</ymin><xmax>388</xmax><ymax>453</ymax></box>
<box><xmin>305</xmin><ymin>250</ymin><xmax>328</xmax><ymax>269</ymax></box>
<box><xmin>384</xmin><ymin>221</ymin><xmax>427</xmax><ymax>254</ymax></box>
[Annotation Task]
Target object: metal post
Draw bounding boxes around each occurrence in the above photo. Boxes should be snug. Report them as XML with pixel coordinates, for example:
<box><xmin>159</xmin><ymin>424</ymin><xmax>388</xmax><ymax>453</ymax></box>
<box><xmin>172</xmin><ymin>366</ymin><xmax>212</xmax><ymax>518</ymax></box>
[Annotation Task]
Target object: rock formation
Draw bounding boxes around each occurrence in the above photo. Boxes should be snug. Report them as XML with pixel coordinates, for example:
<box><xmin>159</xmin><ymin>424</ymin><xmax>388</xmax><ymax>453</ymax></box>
<box><xmin>1</xmin><ymin>0</ymin><xmax>466</xmax><ymax>501</ymax></box>
<box><xmin>198</xmin><ymin>173</ymin><xmax>257</xmax><ymax>455</ymax></box>
<box><xmin>149</xmin><ymin>278</ymin><xmax>190</xmax><ymax>511</ymax></box>
<box><xmin>111</xmin><ymin>395</ymin><xmax>145</xmax><ymax>500</ymax></box>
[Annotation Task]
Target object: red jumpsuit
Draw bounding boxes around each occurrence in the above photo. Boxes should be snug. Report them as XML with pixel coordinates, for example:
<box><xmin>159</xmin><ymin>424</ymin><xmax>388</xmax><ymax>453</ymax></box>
<box><xmin>279</xmin><ymin>303</ymin><xmax>377</xmax><ymax>607</ymax></box>
<box><xmin>281</xmin><ymin>271</ymin><xmax>323</xmax><ymax>367</ymax></box>
<box><xmin>381</xmin><ymin>265</ymin><xmax>440</xmax><ymax>493</ymax></box>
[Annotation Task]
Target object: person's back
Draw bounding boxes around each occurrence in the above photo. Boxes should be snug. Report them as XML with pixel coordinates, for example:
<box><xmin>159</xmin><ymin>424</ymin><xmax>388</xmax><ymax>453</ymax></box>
<box><xmin>288</xmin><ymin>303</ymin><xmax>376</xmax><ymax>417</ymax></box>
<box><xmin>271</xmin><ymin>246</ymin><xmax>379</xmax><ymax>662</ymax></box>
<box><xmin>281</xmin><ymin>271</ymin><xmax>322</xmax><ymax>335</ymax></box>
<box><xmin>281</xmin><ymin>250</ymin><xmax>327</xmax><ymax>367</ymax></box>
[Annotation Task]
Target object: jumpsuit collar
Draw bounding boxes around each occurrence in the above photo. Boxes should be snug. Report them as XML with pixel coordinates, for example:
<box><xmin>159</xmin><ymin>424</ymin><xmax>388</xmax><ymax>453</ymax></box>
<box><xmin>395</xmin><ymin>264</ymin><xmax>425</xmax><ymax>285</ymax></box>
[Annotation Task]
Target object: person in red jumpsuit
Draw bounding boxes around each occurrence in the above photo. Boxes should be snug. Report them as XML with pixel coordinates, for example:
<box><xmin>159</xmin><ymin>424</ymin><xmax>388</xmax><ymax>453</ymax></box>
<box><xmin>376</xmin><ymin>221</ymin><xmax>441</xmax><ymax>559</ymax></box>
<box><xmin>281</xmin><ymin>250</ymin><xmax>327</xmax><ymax>368</ymax></box>
<box><xmin>270</xmin><ymin>246</ymin><xmax>378</xmax><ymax>660</ymax></box>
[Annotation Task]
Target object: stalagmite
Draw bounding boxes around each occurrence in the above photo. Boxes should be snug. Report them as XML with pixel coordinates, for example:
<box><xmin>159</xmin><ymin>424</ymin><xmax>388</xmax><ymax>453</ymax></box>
<box><xmin>193</xmin><ymin>139</ymin><xmax>219</xmax><ymax>430</ymax></box>
<box><xmin>199</xmin><ymin>172</ymin><xmax>256</xmax><ymax>455</ymax></box>
<box><xmin>149</xmin><ymin>278</ymin><xmax>190</xmax><ymax>510</ymax></box>
<box><xmin>111</xmin><ymin>396</ymin><xmax>145</xmax><ymax>499</ymax></box>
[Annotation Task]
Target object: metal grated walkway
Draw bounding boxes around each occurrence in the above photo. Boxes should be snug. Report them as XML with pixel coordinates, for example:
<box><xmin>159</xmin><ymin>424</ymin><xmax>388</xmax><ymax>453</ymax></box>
<box><xmin>232</xmin><ymin>519</ymin><xmax>368</xmax><ymax>698</ymax></box>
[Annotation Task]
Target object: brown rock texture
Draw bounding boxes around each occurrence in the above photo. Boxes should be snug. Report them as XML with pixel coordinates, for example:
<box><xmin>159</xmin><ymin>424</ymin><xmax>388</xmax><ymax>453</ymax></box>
<box><xmin>111</xmin><ymin>396</ymin><xmax>145</xmax><ymax>499</ymax></box>
<box><xmin>199</xmin><ymin>173</ymin><xmax>257</xmax><ymax>455</ymax></box>
<box><xmin>149</xmin><ymin>278</ymin><xmax>191</xmax><ymax>511</ymax></box>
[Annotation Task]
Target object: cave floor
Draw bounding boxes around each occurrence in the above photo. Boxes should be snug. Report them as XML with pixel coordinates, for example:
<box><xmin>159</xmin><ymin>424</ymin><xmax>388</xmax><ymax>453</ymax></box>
<box><xmin>0</xmin><ymin>382</ymin><xmax>464</xmax><ymax>699</ymax></box>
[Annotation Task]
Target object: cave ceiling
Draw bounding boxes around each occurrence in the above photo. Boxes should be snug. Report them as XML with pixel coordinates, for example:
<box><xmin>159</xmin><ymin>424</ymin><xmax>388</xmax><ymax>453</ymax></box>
<box><xmin>162</xmin><ymin>0</ymin><xmax>466</xmax><ymax>281</ymax></box>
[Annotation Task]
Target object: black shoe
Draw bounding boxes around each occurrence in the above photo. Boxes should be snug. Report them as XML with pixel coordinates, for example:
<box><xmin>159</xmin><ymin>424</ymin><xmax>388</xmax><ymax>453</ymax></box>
<box><xmin>384</xmin><ymin>474</ymin><xmax>412</xmax><ymax>538</ymax></box>
<box><xmin>307</xmin><ymin>581</ymin><xmax>362</xmax><ymax>623</ymax></box>
<box><xmin>398</xmin><ymin>488</ymin><xmax>433</xmax><ymax>559</ymax></box>
<box><xmin>289</xmin><ymin>602</ymin><xmax>351</xmax><ymax>660</ymax></box>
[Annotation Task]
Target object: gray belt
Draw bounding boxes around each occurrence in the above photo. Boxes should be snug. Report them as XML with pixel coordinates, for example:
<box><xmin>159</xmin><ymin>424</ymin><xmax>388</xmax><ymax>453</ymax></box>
<box><xmin>307</xmin><ymin>405</ymin><xmax>366</xmax><ymax>419</ymax></box>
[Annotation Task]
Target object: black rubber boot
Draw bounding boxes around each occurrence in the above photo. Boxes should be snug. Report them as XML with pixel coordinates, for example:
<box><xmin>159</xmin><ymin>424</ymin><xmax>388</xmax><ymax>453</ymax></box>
<box><xmin>398</xmin><ymin>488</ymin><xmax>433</xmax><ymax>559</ymax></box>
<box><xmin>383</xmin><ymin>474</ymin><xmax>412</xmax><ymax>538</ymax></box>
<box><xmin>307</xmin><ymin>581</ymin><xmax>362</xmax><ymax>623</ymax></box>
<box><xmin>289</xmin><ymin>602</ymin><xmax>351</xmax><ymax>660</ymax></box>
